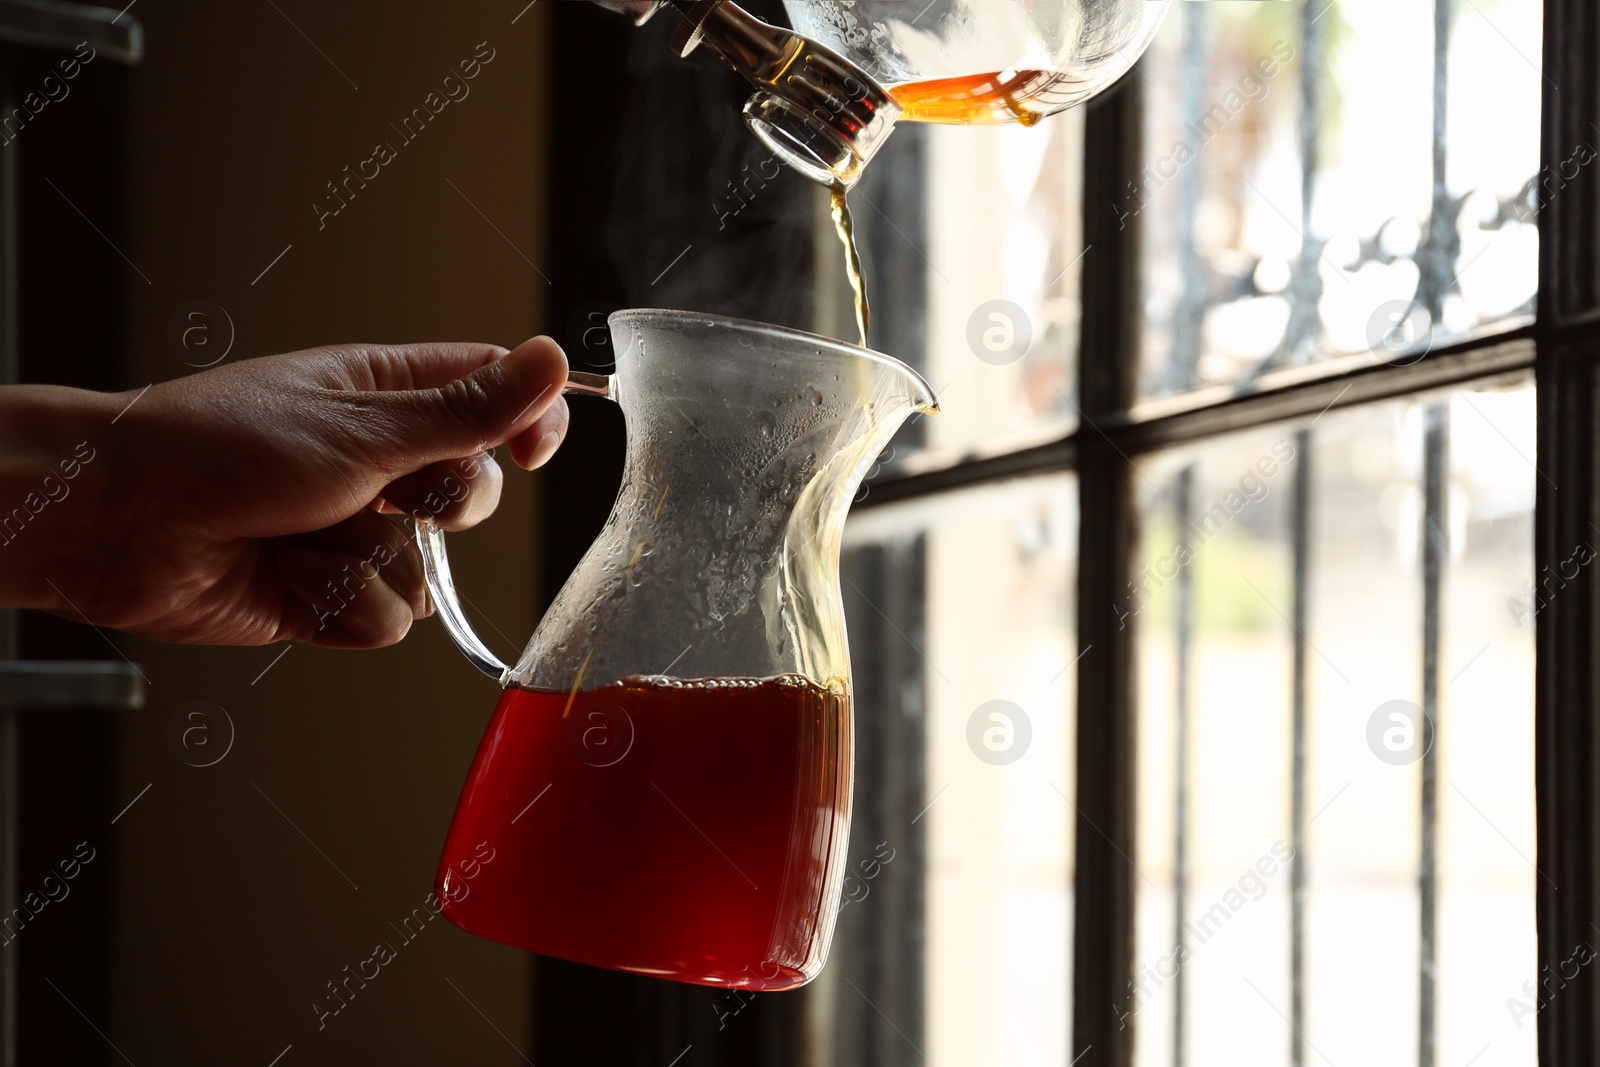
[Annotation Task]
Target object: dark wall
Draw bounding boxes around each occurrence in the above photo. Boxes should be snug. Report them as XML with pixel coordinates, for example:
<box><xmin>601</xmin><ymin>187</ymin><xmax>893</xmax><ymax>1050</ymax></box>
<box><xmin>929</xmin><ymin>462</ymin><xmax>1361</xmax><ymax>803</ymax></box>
<box><xmin>14</xmin><ymin>3</ymin><xmax>551</xmax><ymax>1063</ymax></box>
<box><xmin>12</xmin><ymin>31</ymin><xmax>132</xmax><ymax>1067</ymax></box>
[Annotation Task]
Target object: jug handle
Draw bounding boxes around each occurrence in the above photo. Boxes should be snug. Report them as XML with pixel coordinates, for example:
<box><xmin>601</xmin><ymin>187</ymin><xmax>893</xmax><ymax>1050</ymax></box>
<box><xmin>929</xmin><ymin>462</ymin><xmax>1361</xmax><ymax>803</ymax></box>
<box><xmin>414</xmin><ymin>371</ymin><xmax>613</xmax><ymax>685</ymax></box>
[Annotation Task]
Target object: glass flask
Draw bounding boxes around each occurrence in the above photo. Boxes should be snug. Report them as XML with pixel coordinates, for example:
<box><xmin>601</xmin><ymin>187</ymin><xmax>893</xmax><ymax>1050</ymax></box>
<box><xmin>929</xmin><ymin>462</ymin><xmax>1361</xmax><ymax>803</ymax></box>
<box><xmin>590</xmin><ymin>0</ymin><xmax>1171</xmax><ymax>184</ymax></box>
<box><xmin>418</xmin><ymin>309</ymin><xmax>938</xmax><ymax>990</ymax></box>
<box><xmin>784</xmin><ymin>0</ymin><xmax>1173</xmax><ymax>127</ymax></box>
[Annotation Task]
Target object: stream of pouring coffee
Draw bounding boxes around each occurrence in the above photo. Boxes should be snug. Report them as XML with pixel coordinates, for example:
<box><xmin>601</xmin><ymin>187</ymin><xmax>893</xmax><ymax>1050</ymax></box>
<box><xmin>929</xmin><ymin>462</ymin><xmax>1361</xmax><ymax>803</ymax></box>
<box><xmin>829</xmin><ymin>180</ymin><xmax>871</xmax><ymax>349</ymax></box>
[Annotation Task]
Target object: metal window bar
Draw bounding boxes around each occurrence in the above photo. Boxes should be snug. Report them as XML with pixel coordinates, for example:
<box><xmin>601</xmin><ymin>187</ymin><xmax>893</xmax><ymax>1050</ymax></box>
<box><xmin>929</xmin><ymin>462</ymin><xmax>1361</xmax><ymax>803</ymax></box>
<box><xmin>1289</xmin><ymin>427</ymin><xmax>1312</xmax><ymax>1067</ymax></box>
<box><xmin>1167</xmin><ymin>2</ymin><xmax>1208</xmax><ymax>397</ymax></box>
<box><xmin>1419</xmin><ymin>403</ymin><xmax>1447</xmax><ymax>1067</ymax></box>
<box><xmin>1415</xmin><ymin>0</ymin><xmax>1455</xmax><ymax>1059</ymax></box>
<box><xmin>1166</xmin><ymin>5</ymin><xmax>1209</xmax><ymax>1062</ymax></box>
<box><xmin>1284</xmin><ymin>1</ymin><xmax>1326</xmax><ymax>1059</ymax></box>
<box><xmin>1171</xmin><ymin>465</ymin><xmax>1194</xmax><ymax>1067</ymax></box>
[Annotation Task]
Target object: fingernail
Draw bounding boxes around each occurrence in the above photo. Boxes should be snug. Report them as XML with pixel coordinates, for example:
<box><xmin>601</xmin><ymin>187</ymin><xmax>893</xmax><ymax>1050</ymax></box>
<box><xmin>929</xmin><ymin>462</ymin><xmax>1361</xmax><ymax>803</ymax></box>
<box><xmin>530</xmin><ymin>429</ymin><xmax>563</xmax><ymax>468</ymax></box>
<box><xmin>509</xmin><ymin>337</ymin><xmax>566</xmax><ymax>393</ymax></box>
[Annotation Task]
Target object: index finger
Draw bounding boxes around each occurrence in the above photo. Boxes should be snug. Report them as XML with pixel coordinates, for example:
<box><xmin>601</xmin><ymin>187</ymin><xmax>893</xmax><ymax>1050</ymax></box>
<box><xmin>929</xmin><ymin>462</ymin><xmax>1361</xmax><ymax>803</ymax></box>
<box><xmin>326</xmin><ymin>343</ymin><xmax>513</xmax><ymax>393</ymax></box>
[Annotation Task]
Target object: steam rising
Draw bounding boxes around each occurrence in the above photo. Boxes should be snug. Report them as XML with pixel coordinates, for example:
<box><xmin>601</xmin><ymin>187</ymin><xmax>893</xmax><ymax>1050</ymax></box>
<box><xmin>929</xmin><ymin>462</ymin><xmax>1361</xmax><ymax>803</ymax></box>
<box><xmin>605</xmin><ymin>1</ymin><xmax>819</xmax><ymax>330</ymax></box>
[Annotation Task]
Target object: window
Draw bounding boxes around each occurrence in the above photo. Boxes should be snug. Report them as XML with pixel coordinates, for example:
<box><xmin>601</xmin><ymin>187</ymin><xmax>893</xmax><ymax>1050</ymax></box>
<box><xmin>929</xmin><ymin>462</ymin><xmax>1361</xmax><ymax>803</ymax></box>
<box><xmin>1132</xmin><ymin>382</ymin><xmax>1537</xmax><ymax>1065</ymax></box>
<box><xmin>817</xmin><ymin>475</ymin><xmax>1079</xmax><ymax>1065</ymax></box>
<box><xmin>1137</xmin><ymin>0</ymin><xmax>1539</xmax><ymax>400</ymax></box>
<box><xmin>803</xmin><ymin>1</ymin><xmax>1593</xmax><ymax>1065</ymax></box>
<box><xmin>544</xmin><ymin>0</ymin><xmax>1600</xmax><ymax>1062</ymax></box>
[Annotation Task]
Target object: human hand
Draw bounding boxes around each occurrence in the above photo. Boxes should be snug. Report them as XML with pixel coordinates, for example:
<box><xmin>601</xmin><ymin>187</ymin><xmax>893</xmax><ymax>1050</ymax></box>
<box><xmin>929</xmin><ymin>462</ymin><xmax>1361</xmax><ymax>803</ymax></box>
<box><xmin>0</xmin><ymin>337</ymin><xmax>568</xmax><ymax>647</ymax></box>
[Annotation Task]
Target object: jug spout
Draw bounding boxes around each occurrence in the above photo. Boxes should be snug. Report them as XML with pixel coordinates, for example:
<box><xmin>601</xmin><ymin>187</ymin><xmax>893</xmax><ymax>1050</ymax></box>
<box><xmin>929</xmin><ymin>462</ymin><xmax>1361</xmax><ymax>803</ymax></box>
<box><xmin>898</xmin><ymin>370</ymin><xmax>938</xmax><ymax>419</ymax></box>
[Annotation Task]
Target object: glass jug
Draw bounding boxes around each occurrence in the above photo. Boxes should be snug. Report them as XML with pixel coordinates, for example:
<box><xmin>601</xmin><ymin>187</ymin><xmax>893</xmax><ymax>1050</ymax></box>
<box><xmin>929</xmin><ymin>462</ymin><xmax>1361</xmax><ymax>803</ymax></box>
<box><xmin>591</xmin><ymin>0</ymin><xmax>1172</xmax><ymax>184</ymax></box>
<box><xmin>418</xmin><ymin>309</ymin><xmax>937</xmax><ymax>990</ymax></box>
<box><xmin>783</xmin><ymin>0</ymin><xmax>1173</xmax><ymax>126</ymax></box>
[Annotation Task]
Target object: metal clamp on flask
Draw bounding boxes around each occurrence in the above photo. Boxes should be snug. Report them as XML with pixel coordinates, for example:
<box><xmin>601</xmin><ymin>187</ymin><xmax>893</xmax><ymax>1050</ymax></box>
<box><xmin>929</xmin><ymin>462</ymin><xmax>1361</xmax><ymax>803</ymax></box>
<box><xmin>591</xmin><ymin>0</ymin><xmax>901</xmax><ymax>187</ymax></box>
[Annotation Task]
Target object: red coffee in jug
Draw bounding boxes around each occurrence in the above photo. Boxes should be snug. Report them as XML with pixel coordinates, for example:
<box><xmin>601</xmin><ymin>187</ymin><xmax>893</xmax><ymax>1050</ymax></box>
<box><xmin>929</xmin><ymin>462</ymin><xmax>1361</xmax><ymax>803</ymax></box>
<box><xmin>435</xmin><ymin>674</ymin><xmax>851</xmax><ymax>990</ymax></box>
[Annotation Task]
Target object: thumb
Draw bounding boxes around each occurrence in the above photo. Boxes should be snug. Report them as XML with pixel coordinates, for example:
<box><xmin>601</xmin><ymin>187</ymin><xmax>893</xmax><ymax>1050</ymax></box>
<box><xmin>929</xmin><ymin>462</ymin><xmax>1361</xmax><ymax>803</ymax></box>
<box><xmin>367</xmin><ymin>336</ymin><xmax>568</xmax><ymax>468</ymax></box>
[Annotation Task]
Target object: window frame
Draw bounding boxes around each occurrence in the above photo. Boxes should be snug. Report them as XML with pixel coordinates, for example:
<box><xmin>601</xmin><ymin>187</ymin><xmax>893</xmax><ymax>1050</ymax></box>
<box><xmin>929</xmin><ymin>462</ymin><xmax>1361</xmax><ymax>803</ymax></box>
<box><xmin>541</xmin><ymin>0</ymin><xmax>1594</xmax><ymax>1060</ymax></box>
<box><xmin>845</xmin><ymin>0</ymin><xmax>1598</xmax><ymax>1062</ymax></box>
